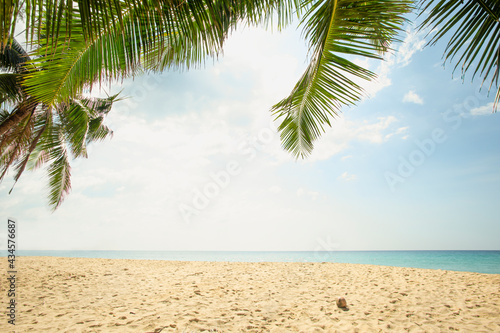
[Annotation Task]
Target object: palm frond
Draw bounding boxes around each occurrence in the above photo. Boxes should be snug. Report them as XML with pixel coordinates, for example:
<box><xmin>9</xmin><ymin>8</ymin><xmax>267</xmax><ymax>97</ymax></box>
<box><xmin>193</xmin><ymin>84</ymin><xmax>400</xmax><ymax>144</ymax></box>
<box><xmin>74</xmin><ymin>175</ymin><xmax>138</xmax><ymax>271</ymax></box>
<box><xmin>23</xmin><ymin>1</ymin><xmax>217</xmax><ymax>107</ymax></box>
<box><xmin>57</xmin><ymin>94</ymin><xmax>116</xmax><ymax>158</ymax></box>
<box><xmin>0</xmin><ymin>37</ymin><xmax>30</xmax><ymax>71</ymax></box>
<box><xmin>419</xmin><ymin>0</ymin><xmax>500</xmax><ymax>111</ymax></box>
<box><xmin>26</xmin><ymin>107</ymin><xmax>53</xmax><ymax>171</ymax></box>
<box><xmin>0</xmin><ymin>106</ymin><xmax>35</xmax><ymax>183</ymax></box>
<box><xmin>0</xmin><ymin>0</ymin><xmax>21</xmax><ymax>50</ymax></box>
<box><xmin>0</xmin><ymin>73</ymin><xmax>23</xmax><ymax>105</ymax></box>
<box><xmin>0</xmin><ymin>98</ymin><xmax>39</xmax><ymax>136</ymax></box>
<box><xmin>272</xmin><ymin>0</ymin><xmax>411</xmax><ymax>158</ymax></box>
<box><xmin>22</xmin><ymin>0</ymin><xmax>303</xmax><ymax>107</ymax></box>
<box><xmin>82</xmin><ymin>95</ymin><xmax>117</xmax><ymax>143</ymax></box>
<box><xmin>10</xmin><ymin>112</ymin><xmax>48</xmax><ymax>192</ymax></box>
<box><xmin>46</xmin><ymin>141</ymin><xmax>72</xmax><ymax>210</ymax></box>
<box><xmin>58</xmin><ymin>99</ymin><xmax>91</xmax><ymax>158</ymax></box>
<box><xmin>40</xmin><ymin>121</ymin><xmax>72</xmax><ymax>210</ymax></box>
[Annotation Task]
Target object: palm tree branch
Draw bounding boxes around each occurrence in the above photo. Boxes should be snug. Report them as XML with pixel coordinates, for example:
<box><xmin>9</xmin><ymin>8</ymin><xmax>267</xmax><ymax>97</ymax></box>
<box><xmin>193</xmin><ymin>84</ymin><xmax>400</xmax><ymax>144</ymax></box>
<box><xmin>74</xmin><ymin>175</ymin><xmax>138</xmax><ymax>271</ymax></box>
<box><xmin>9</xmin><ymin>115</ymin><xmax>48</xmax><ymax>193</ymax></box>
<box><xmin>272</xmin><ymin>0</ymin><xmax>410</xmax><ymax>158</ymax></box>
<box><xmin>0</xmin><ymin>104</ymin><xmax>36</xmax><ymax>183</ymax></box>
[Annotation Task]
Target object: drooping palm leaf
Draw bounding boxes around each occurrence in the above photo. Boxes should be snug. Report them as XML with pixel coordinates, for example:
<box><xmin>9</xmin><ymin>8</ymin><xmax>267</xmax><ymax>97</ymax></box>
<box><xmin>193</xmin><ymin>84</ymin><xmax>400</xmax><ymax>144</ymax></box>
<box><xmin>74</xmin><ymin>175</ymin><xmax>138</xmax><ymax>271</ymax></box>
<box><xmin>21</xmin><ymin>0</ymin><xmax>300</xmax><ymax>107</ymax></box>
<box><xmin>272</xmin><ymin>0</ymin><xmax>411</xmax><ymax>158</ymax></box>
<box><xmin>58</xmin><ymin>94</ymin><xmax>117</xmax><ymax>158</ymax></box>
<box><xmin>0</xmin><ymin>33</ymin><xmax>118</xmax><ymax>210</ymax></box>
<box><xmin>44</xmin><ymin>122</ymin><xmax>72</xmax><ymax>210</ymax></box>
<box><xmin>0</xmin><ymin>103</ymin><xmax>36</xmax><ymax>181</ymax></box>
<box><xmin>10</xmin><ymin>108</ymin><xmax>48</xmax><ymax>189</ymax></box>
<box><xmin>419</xmin><ymin>0</ymin><xmax>500</xmax><ymax>110</ymax></box>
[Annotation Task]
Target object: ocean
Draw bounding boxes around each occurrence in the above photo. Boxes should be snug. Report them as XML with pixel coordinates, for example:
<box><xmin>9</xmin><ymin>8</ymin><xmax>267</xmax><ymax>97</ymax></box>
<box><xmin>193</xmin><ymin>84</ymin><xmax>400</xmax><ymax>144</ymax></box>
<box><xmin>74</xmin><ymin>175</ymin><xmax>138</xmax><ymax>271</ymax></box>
<box><xmin>3</xmin><ymin>250</ymin><xmax>500</xmax><ymax>274</ymax></box>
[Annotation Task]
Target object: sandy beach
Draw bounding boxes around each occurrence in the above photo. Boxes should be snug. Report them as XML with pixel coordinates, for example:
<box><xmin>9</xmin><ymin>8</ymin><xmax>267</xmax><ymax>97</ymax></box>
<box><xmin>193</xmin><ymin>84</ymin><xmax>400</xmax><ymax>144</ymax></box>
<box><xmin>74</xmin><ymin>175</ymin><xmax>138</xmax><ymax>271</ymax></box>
<box><xmin>1</xmin><ymin>257</ymin><xmax>499</xmax><ymax>332</ymax></box>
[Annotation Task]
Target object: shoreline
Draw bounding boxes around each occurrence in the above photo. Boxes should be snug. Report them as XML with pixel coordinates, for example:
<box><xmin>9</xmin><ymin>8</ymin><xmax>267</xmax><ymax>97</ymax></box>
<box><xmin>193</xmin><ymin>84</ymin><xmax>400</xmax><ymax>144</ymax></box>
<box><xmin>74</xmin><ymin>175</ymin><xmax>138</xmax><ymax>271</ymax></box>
<box><xmin>3</xmin><ymin>250</ymin><xmax>500</xmax><ymax>274</ymax></box>
<box><xmin>1</xmin><ymin>256</ymin><xmax>499</xmax><ymax>332</ymax></box>
<box><xmin>7</xmin><ymin>254</ymin><xmax>500</xmax><ymax>275</ymax></box>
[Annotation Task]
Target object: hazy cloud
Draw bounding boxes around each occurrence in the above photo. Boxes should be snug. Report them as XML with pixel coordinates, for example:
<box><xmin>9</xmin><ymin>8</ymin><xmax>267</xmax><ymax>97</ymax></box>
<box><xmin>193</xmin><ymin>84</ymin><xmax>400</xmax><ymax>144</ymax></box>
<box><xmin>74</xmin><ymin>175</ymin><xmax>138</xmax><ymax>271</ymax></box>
<box><xmin>310</xmin><ymin>116</ymin><xmax>401</xmax><ymax>161</ymax></box>
<box><xmin>470</xmin><ymin>102</ymin><xmax>495</xmax><ymax>116</ymax></box>
<box><xmin>403</xmin><ymin>90</ymin><xmax>424</xmax><ymax>104</ymax></box>
<box><xmin>339</xmin><ymin>172</ymin><xmax>357</xmax><ymax>182</ymax></box>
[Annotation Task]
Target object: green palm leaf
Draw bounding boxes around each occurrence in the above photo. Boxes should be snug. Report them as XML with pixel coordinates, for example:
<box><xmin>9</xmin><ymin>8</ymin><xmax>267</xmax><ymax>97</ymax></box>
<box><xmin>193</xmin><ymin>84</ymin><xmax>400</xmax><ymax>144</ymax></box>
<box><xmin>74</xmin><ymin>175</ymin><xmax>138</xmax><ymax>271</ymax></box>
<box><xmin>0</xmin><ymin>38</ymin><xmax>34</xmax><ymax>136</ymax></box>
<box><xmin>10</xmin><ymin>110</ymin><xmax>48</xmax><ymax>190</ymax></box>
<box><xmin>21</xmin><ymin>1</ymin><xmax>242</xmax><ymax>106</ymax></box>
<box><xmin>21</xmin><ymin>0</ymin><xmax>300</xmax><ymax>107</ymax></box>
<box><xmin>0</xmin><ymin>37</ymin><xmax>29</xmax><ymax>71</ymax></box>
<box><xmin>419</xmin><ymin>0</ymin><xmax>500</xmax><ymax>110</ymax></box>
<box><xmin>272</xmin><ymin>0</ymin><xmax>411</xmax><ymax>158</ymax></box>
<box><xmin>0</xmin><ymin>73</ymin><xmax>22</xmax><ymax>105</ymax></box>
<box><xmin>44</xmin><ymin>123</ymin><xmax>72</xmax><ymax>210</ymax></box>
<box><xmin>0</xmin><ymin>0</ymin><xmax>21</xmax><ymax>50</ymax></box>
<box><xmin>58</xmin><ymin>95</ymin><xmax>117</xmax><ymax>158</ymax></box>
<box><xmin>0</xmin><ymin>104</ymin><xmax>35</xmax><ymax>181</ymax></box>
<box><xmin>0</xmin><ymin>33</ymin><xmax>118</xmax><ymax>209</ymax></box>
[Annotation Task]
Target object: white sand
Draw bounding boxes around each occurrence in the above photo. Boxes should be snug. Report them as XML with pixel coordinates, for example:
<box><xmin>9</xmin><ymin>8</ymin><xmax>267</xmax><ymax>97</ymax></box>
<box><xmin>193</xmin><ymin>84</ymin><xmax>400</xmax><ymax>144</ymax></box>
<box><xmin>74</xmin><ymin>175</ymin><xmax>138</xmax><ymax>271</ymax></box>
<box><xmin>1</xmin><ymin>257</ymin><xmax>499</xmax><ymax>332</ymax></box>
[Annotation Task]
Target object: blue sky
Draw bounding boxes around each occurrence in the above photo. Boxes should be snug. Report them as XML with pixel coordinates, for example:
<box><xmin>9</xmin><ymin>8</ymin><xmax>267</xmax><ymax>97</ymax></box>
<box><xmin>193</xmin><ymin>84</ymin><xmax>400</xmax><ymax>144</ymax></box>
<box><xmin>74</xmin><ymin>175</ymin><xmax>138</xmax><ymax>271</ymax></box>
<box><xmin>1</xmin><ymin>15</ymin><xmax>499</xmax><ymax>251</ymax></box>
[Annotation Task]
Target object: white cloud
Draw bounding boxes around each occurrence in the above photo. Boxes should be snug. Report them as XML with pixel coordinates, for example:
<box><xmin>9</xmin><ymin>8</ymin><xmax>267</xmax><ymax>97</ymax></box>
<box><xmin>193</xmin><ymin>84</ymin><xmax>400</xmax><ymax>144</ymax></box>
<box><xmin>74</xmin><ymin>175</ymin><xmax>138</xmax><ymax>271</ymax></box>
<box><xmin>355</xmin><ymin>116</ymin><xmax>399</xmax><ymax>143</ymax></box>
<box><xmin>341</xmin><ymin>155</ymin><xmax>352</xmax><ymax>161</ymax></box>
<box><xmin>339</xmin><ymin>172</ymin><xmax>357</xmax><ymax>182</ymax></box>
<box><xmin>385</xmin><ymin>126</ymin><xmax>409</xmax><ymax>139</ymax></box>
<box><xmin>310</xmin><ymin>116</ymin><xmax>401</xmax><ymax>161</ymax></box>
<box><xmin>391</xmin><ymin>28</ymin><xmax>427</xmax><ymax>68</ymax></box>
<box><xmin>403</xmin><ymin>90</ymin><xmax>424</xmax><ymax>104</ymax></box>
<box><xmin>470</xmin><ymin>102</ymin><xmax>495</xmax><ymax>116</ymax></box>
<box><xmin>361</xmin><ymin>28</ymin><xmax>427</xmax><ymax>100</ymax></box>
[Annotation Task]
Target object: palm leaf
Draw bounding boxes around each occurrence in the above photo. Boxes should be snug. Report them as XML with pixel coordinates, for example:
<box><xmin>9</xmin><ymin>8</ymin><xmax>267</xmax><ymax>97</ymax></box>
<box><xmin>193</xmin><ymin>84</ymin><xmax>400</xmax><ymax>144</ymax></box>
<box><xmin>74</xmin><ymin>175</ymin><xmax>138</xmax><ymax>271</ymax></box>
<box><xmin>0</xmin><ymin>37</ymin><xmax>30</xmax><ymax>71</ymax></box>
<box><xmin>10</xmin><ymin>111</ymin><xmax>48</xmax><ymax>192</ymax></box>
<box><xmin>82</xmin><ymin>95</ymin><xmax>117</xmax><ymax>143</ymax></box>
<box><xmin>272</xmin><ymin>0</ymin><xmax>411</xmax><ymax>158</ymax></box>
<box><xmin>22</xmin><ymin>2</ymin><xmax>214</xmax><ymax>107</ymax></box>
<box><xmin>0</xmin><ymin>37</ymin><xmax>34</xmax><ymax>135</ymax></box>
<box><xmin>0</xmin><ymin>73</ymin><xmax>23</xmax><ymax>105</ymax></box>
<box><xmin>0</xmin><ymin>0</ymin><xmax>21</xmax><ymax>50</ymax></box>
<box><xmin>42</xmin><ymin>121</ymin><xmax>72</xmax><ymax>210</ymax></box>
<box><xmin>58</xmin><ymin>94</ymin><xmax>117</xmax><ymax>158</ymax></box>
<box><xmin>22</xmin><ymin>0</ymin><xmax>301</xmax><ymax>107</ymax></box>
<box><xmin>47</xmin><ymin>144</ymin><xmax>72</xmax><ymax>210</ymax></box>
<box><xmin>58</xmin><ymin>99</ymin><xmax>91</xmax><ymax>158</ymax></box>
<box><xmin>0</xmin><ymin>105</ymin><xmax>35</xmax><ymax>182</ymax></box>
<box><xmin>22</xmin><ymin>0</ymin><xmax>225</xmax><ymax>106</ymax></box>
<box><xmin>419</xmin><ymin>0</ymin><xmax>500</xmax><ymax>110</ymax></box>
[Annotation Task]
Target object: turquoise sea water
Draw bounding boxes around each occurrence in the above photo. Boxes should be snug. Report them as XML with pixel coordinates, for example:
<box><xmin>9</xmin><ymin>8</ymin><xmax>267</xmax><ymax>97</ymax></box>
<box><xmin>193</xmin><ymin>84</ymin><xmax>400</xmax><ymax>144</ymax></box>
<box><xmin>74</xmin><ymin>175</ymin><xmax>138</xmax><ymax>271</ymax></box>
<box><xmin>3</xmin><ymin>250</ymin><xmax>500</xmax><ymax>274</ymax></box>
